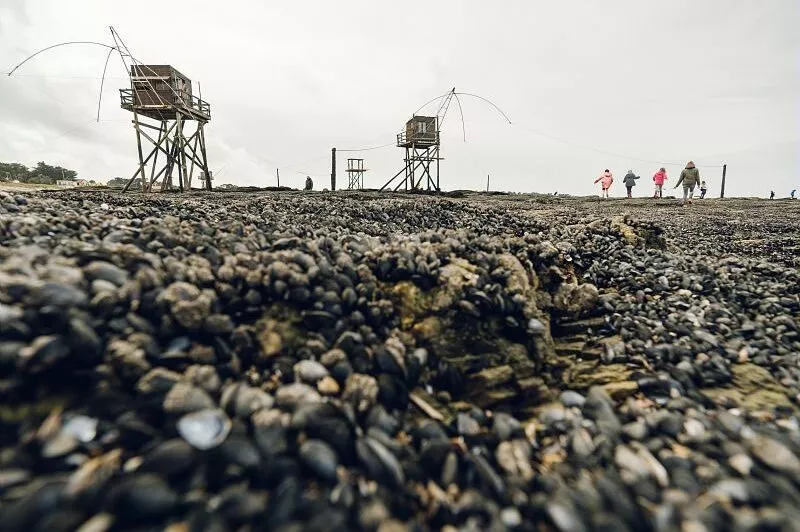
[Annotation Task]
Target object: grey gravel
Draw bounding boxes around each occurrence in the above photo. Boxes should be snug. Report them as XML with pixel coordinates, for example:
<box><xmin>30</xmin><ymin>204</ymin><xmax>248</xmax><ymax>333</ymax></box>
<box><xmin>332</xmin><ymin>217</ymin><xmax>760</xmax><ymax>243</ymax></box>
<box><xmin>0</xmin><ymin>191</ymin><xmax>798</xmax><ymax>531</ymax></box>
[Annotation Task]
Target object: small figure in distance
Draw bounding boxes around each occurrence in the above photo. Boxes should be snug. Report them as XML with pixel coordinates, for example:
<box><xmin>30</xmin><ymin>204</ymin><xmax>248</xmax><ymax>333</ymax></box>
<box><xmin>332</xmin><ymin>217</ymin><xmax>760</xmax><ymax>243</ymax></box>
<box><xmin>792</xmin><ymin>189</ymin><xmax>797</xmax><ymax>199</ymax></box>
<box><xmin>594</xmin><ymin>169</ymin><xmax>614</xmax><ymax>199</ymax></box>
<box><xmin>623</xmin><ymin>169</ymin><xmax>640</xmax><ymax>198</ymax></box>
<box><xmin>700</xmin><ymin>180</ymin><xmax>708</xmax><ymax>199</ymax></box>
<box><xmin>304</xmin><ymin>176</ymin><xmax>313</xmax><ymax>191</ymax></box>
<box><xmin>674</xmin><ymin>161</ymin><xmax>700</xmax><ymax>205</ymax></box>
<box><xmin>770</xmin><ymin>190</ymin><xmax>775</xmax><ymax>200</ymax></box>
<box><xmin>652</xmin><ymin>167</ymin><xmax>667</xmax><ymax>199</ymax></box>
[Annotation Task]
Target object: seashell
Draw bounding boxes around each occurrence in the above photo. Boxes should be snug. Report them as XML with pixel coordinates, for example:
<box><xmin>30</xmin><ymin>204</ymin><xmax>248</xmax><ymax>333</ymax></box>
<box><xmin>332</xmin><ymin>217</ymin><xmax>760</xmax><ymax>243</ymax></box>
<box><xmin>177</xmin><ymin>409</ymin><xmax>232</xmax><ymax>450</ymax></box>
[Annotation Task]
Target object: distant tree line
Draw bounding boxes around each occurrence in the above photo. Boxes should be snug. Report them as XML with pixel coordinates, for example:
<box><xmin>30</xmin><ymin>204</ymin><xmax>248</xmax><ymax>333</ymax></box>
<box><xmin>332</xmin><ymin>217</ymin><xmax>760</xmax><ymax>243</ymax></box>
<box><xmin>1</xmin><ymin>161</ymin><xmax>230</xmax><ymax>190</ymax></box>
<box><xmin>107</xmin><ymin>177</ymin><xmax>132</xmax><ymax>188</ymax></box>
<box><xmin>0</xmin><ymin>161</ymin><xmax>78</xmax><ymax>184</ymax></box>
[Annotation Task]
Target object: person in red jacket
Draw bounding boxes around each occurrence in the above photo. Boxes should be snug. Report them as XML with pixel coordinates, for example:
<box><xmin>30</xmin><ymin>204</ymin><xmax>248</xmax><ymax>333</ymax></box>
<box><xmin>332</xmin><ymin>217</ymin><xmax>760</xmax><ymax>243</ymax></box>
<box><xmin>594</xmin><ymin>170</ymin><xmax>613</xmax><ymax>199</ymax></box>
<box><xmin>652</xmin><ymin>168</ymin><xmax>667</xmax><ymax>198</ymax></box>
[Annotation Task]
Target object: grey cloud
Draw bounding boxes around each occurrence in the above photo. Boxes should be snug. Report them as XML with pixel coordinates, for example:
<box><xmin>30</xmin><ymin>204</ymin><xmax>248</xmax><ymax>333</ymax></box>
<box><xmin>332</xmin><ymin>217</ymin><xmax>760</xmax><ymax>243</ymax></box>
<box><xmin>0</xmin><ymin>0</ymin><xmax>796</xmax><ymax>195</ymax></box>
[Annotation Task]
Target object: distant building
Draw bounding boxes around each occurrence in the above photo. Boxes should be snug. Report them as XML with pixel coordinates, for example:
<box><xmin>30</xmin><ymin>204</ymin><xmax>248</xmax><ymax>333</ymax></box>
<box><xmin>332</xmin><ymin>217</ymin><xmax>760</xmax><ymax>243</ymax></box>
<box><xmin>56</xmin><ymin>179</ymin><xmax>87</xmax><ymax>188</ymax></box>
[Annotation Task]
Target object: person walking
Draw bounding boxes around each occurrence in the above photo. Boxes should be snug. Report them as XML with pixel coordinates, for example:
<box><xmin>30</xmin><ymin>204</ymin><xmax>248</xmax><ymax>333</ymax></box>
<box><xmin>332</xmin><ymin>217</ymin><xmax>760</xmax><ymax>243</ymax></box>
<box><xmin>622</xmin><ymin>170</ymin><xmax>640</xmax><ymax>198</ymax></box>
<box><xmin>792</xmin><ymin>189</ymin><xmax>797</xmax><ymax>199</ymax></box>
<box><xmin>674</xmin><ymin>161</ymin><xmax>701</xmax><ymax>204</ymax></box>
<box><xmin>770</xmin><ymin>190</ymin><xmax>775</xmax><ymax>200</ymax></box>
<box><xmin>304</xmin><ymin>176</ymin><xmax>314</xmax><ymax>191</ymax></box>
<box><xmin>652</xmin><ymin>168</ymin><xmax>667</xmax><ymax>198</ymax></box>
<box><xmin>594</xmin><ymin>169</ymin><xmax>614</xmax><ymax>199</ymax></box>
<box><xmin>699</xmin><ymin>180</ymin><xmax>708</xmax><ymax>199</ymax></box>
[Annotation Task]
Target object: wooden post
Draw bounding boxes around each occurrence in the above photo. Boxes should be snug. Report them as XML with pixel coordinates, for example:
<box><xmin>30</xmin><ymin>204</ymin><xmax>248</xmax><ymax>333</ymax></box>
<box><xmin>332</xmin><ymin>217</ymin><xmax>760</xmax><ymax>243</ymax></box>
<box><xmin>331</xmin><ymin>148</ymin><xmax>336</xmax><ymax>191</ymax></box>
<box><xmin>276</xmin><ymin>168</ymin><xmax>280</xmax><ymax>188</ymax></box>
<box><xmin>720</xmin><ymin>164</ymin><xmax>727</xmax><ymax>198</ymax></box>
<box><xmin>149</xmin><ymin>122</ymin><xmax>164</xmax><ymax>188</ymax></box>
<box><xmin>133</xmin><ymin>110</ymin><xmax>147</xmax><ymax>192</ymax></box>
<box><xmin>198</xmin><ymin>124</ymin><xmax>212</xmax><ymax>191</ymax></box>
<box><xmin>176</xmin><ymin>114</ymin><xmax>188</xmax><ymax>192</ymax></box>
<box><xmin>435</xmin><ymin>145</ymin><xmax>440</xmax><ymax>191</ymax></box>
<box><xmin>486</xmin><ymin>174</ymin><xmax>489</xmax><ymax>192</ymax></box>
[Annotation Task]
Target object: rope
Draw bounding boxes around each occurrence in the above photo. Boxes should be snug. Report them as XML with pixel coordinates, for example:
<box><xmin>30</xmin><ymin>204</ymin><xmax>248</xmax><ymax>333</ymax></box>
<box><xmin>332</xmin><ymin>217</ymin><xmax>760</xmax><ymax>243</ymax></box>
<box><xmin>338</xmin><ymin>142</ymin><xmax>395</xmax><ymax>152</ymax></box>
<box><xmin>452</xmin><ymin>92</ymin><xmax>467</xmax><ymax>142</ymax></box>
<box><xmin>96</xmin><ymin>47</ymin><xmax>115</xmax><ymax>122</ymax></box>
<box><xmin>6</xmin><ymin>42</ymin><xmax>118</xmax><ymax>77</ymax></box>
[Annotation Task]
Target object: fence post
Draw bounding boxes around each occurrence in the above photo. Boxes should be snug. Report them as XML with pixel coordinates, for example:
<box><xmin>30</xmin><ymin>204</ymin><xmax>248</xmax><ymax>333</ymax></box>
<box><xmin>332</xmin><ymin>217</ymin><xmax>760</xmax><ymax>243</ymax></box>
<box><xmin>720</xmin><ymin>164</ymin><xmax>727</xmax><ymax>198</ymax></box>
<box><xmin>331</xmin><ymin>148</ymin><xmax>336</xmax><ymax>191</ymax></box>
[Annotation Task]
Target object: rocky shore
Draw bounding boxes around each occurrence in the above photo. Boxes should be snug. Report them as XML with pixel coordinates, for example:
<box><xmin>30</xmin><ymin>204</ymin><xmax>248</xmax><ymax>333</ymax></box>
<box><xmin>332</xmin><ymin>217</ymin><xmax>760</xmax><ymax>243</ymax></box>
<box><xmin>1</xmin><ymin>190</ymin><xmax>799</xmax><ymax>531</ymax></box>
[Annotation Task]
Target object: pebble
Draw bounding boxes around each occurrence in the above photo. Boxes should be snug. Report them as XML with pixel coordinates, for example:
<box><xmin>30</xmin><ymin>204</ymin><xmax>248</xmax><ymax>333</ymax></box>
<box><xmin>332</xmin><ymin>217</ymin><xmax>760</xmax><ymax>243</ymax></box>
<box><xmin>560</xmin><ymin>390</ymin><xmax>586</xmax><ymax>408</ymax></box>
<box><xmin>294</xmin><ymin>359</ymin><xmax>329</xmax><ymax>383</ymax></box>
<box><xmin>729</xmin><ymin>453</ymin><xmax>754</xmax><ymax>476</ymax></box>
<box><xmin>749</xmin><ymin>436</ymin><xmax>800</xmax><ymax>474</ymax></box>
<box><xmin>317</xmin><ymin>376</ymin><xmax>341</xmax><ymax>395</ymax></box>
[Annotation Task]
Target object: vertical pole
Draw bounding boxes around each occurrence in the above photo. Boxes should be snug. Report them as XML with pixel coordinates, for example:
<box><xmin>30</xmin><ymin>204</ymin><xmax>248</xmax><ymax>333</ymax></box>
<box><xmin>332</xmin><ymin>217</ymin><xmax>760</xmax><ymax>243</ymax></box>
<box><xmin>175</xmin><ymin>114</ymin><xmax>187</xmax><ymax>192</ymax></box>
<box><xmin>331</xmin><ymin>148</ymin><xmax>336</xmax><ymax>191</ymax></box>
<box><xmin>720</xmin><ymin>164</ymin><xmax>727</xmax><ymax>199</ymax></box>
<box><xmin>435</xmin><ymin>144</ymin><xmax>440</xmax><ymax>191</ymax></box>
<box><xmin>133</xmin><ymin>110</ymin><xmax>147</xmax><ymax>192</ymax></box>
<box><xmin>187</xmin><ymin>133</ymin><xmax>199</xmax><ymax>189</ymax></box>
<box><xmin>149</xmin><ymin>122</ymin><xmax>164</xmax><ymax>189</ymax></box>
<box><xmin>436</xmin><ymin>117</ymin><xmax>441</xmax><ymax>192</ymax></box>
<box><xmin>487</xmin><ymin>174</ymin><xmax>490</xmax><ymax>192</ymax></box>
<box><xmin>163</xmin><ymin>124</ymin><xmax>173</xmax><ymax>190</ymax></box>
<box><xmin>198</xmin><ymin>125</ymin><xmax>211</xmax><ymax>191</ymax></box>
<box><xmin>276</xmin><ymin>168</ymin><xmax>280</xmax><ymax>188</ymax></box>
<box><xmin>405</xmin><ymin>147</ymin><xmax>410</xmax><ymax>190</ymax></box>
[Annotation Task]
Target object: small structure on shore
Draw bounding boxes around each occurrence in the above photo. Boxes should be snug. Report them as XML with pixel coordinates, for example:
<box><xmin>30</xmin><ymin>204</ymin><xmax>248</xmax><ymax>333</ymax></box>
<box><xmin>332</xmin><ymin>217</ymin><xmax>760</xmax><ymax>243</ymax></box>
<box><xmin>381</xmin><ymin>89</ymin><xmax>456</xmax><ymax>192</ymax></box>
<box><xmin>120</xmin><ymin>63</ymin><xmax>212</xmax><ymax>193</ymax></box>
<box><xmin>346</xmin><ymin>158</ymin><xmax>367</xmax><ymax>190</ymax></box>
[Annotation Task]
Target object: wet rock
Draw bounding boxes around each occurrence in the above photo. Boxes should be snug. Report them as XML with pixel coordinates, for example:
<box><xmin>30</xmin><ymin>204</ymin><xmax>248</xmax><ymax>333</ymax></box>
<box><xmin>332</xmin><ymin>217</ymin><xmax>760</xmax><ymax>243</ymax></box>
<box><xmin>343</xmin><ymin>373</ymin><xmax>379</xmax><ymax>413</ymax></box>
<box><xmin>108</xmin><ymin>474</ymin><xmax>178</xmax><ymax>520</ymax></box>
<box><xmin>560</xmin><ymin>390</ymin><xmax>586</xmax><ymax>408</ymax></box>
<box><xmin>317</xmin><ymin>376</ymin><xmax>340</xmax><ymax>395</ymax></box>
<box><xmin>749</xmin><ymin>435</ymin><xmax>800</xmax><ymax>474</ymax></box>
<box><xmin>159</xmin><ymin>281</ymin><xmax>213</xmax><ymax>330</ymax></box>
<box><xmin>275</xmin><ymin>382</ymin><xmax>322</xmax><ymax>410</ymax></box>
<box><xmin>84</xmin><ymin>261</ymin><xmax>128</xmax><ymax>287</ymax></box>
<box><xmin>294</xmin><ymin>359</ymin><xmax>329</xmax><ymax>383</ymax></box>
<box><xmin>299</xmin><ymin>439</ymin><xmax>339</xmax><ymax>483</ymax></box>
<box><xmin>163</xmin><ymin>382</ymin><xmax>215</xmax><ymax>414</ymax></box>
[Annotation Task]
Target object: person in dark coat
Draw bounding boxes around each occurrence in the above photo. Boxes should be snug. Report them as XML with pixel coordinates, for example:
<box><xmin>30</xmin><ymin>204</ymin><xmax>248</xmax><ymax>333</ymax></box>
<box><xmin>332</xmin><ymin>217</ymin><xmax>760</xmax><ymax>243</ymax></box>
<box><xmin>304</xmin><ymin>176</ymin><xmax>313</xmax><ymax>191</ymax></box>
<box><xmin>674</xmin><ymin>161</ymin><xmax>701</xmax><ymax>205</ymax></box>
<box><xmin>770</xmin><ymin>190</ymin><xmax>775</xmax><ymax>200</ymax></box>
<box><xmin>622</xmin><ymin>170</ymin><xmax>640</xmax><ymax>198</ymax></box>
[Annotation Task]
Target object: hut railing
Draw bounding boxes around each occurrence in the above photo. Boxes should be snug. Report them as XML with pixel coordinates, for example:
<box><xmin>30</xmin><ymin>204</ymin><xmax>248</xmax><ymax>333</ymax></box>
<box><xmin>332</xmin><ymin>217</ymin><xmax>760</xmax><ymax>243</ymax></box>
<box><xmin>120</xmin><ymin>89</ymin><xmax>211</xmax><ymax>119</ymax></box>
<box><xmin>397</xmin><ymin>130</ymin><xmax>439</xmax><ymax>147</ymax></box>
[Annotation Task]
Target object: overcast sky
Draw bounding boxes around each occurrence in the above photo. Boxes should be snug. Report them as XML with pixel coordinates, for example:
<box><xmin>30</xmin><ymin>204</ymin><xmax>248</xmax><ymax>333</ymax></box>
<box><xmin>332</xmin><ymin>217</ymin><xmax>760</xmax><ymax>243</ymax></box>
<box><xmin>0</xmin><ymin>0</ymin><xmax>797</xmax><ymax>196</ymax></box>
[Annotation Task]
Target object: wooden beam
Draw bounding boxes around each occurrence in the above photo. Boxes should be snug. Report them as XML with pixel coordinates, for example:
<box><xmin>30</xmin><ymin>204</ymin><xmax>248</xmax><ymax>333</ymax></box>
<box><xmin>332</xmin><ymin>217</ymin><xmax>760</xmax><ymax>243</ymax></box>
<box><xmin>198</xmin><ymin>124</ymin><xmax>211</xmax><ymax>190</ymax></box>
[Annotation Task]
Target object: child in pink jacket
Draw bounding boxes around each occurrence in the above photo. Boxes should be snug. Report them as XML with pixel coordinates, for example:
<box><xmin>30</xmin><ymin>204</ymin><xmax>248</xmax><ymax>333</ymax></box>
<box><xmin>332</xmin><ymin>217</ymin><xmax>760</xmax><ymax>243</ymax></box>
<box><xmin>652</xmin><ymin>168</ymin><xmax>667</xmax><ymax>198</ymax></box>
<box><xmin>594</xmin><ymin>170</ymin><xmax>613</xmax><ymax>198</ymax></box>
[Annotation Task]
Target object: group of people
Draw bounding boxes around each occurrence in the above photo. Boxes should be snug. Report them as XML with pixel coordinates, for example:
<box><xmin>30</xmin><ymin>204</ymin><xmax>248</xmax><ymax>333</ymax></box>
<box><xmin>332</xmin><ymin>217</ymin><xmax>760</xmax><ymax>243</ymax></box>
<box><xmin>594</xmin><ymin>161</ymin><xmax>707</xmax><ymax>204</ymax></box>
